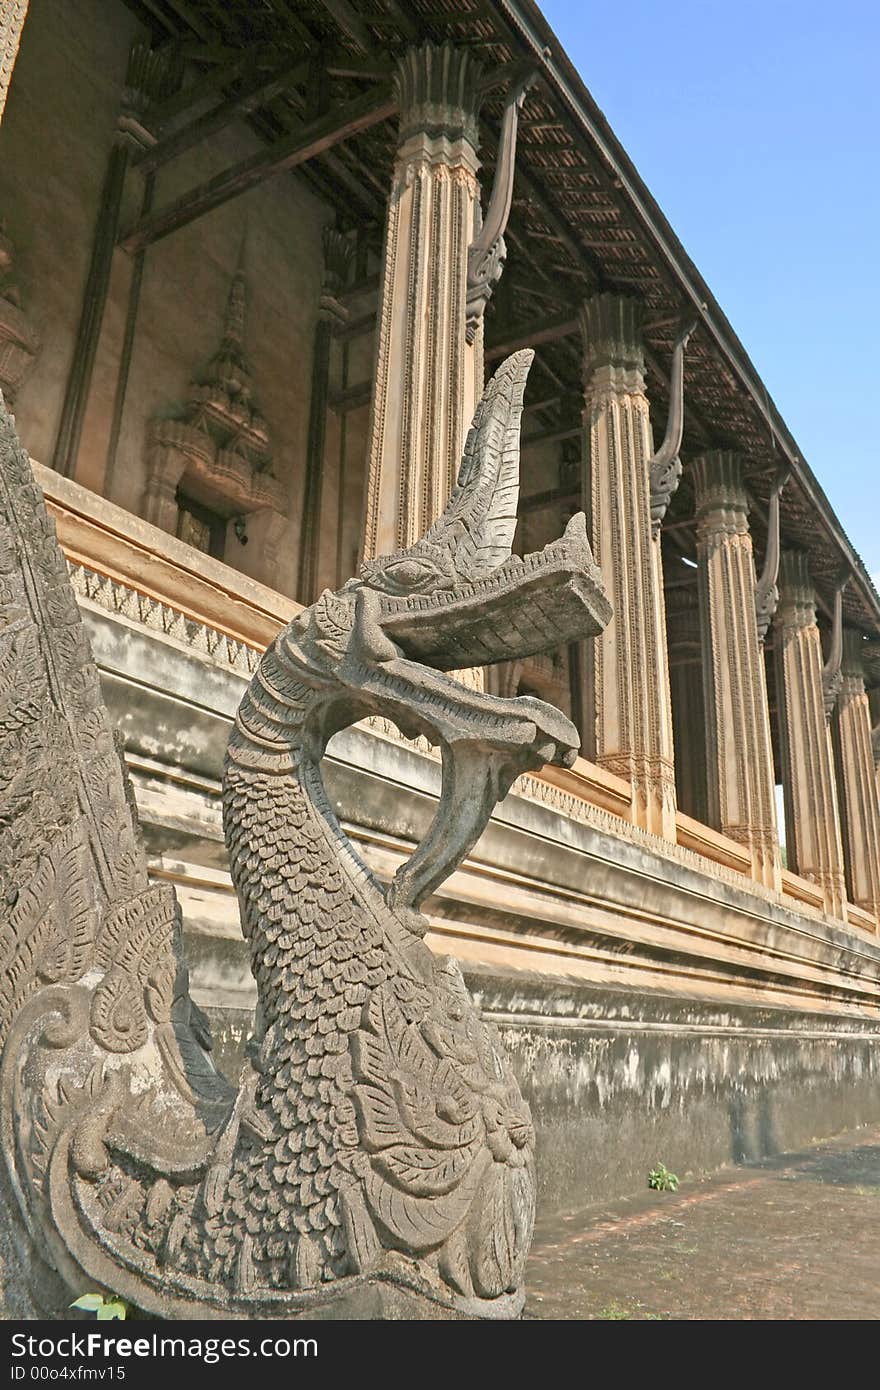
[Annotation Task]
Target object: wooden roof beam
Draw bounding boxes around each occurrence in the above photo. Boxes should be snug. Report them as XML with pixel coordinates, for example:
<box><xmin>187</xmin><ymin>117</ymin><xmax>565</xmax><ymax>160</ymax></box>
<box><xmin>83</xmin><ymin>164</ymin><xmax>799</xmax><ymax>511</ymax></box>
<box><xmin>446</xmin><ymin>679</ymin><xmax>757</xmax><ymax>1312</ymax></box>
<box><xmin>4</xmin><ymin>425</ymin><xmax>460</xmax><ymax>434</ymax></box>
<box><xmin>314</xmin><ymin>0</ymin><xmax>374</xmax><ymax>55</ymax></box>
<box><xmin>143</xmin><ymin>49</ymin><xmax>259</xmax><ymax>130</ymax></box>
<box><xmin>485</xmin><ymin>313</ymin><xmax>579</xmax><ymax>362</ymax></box>
<box><xmin>136</xmin><ymin>54</ymin><xmax>313</xmax><ymax>171</ymax></box>
<box><xmin>119</xmin><ymin>86</ymin><xmax>396</xmax><ymax>253</ymax></box>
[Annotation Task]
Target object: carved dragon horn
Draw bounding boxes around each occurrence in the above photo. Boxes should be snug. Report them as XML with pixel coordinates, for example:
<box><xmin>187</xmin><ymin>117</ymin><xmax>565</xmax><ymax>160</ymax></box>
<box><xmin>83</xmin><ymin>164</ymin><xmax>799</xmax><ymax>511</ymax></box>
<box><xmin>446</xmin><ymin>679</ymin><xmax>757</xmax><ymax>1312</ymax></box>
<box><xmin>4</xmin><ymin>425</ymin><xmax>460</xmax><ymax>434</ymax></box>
<box><xmin>418</xmin><ymin>348</ymin><xmax>534</xmax><ymax>577</ymax></box>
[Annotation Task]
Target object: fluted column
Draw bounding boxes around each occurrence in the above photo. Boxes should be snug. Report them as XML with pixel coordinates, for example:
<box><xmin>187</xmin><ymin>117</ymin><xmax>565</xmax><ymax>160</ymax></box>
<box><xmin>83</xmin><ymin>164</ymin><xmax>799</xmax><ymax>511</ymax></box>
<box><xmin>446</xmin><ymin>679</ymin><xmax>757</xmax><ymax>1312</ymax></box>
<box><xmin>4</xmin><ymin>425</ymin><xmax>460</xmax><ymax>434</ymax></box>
<box><xmin>693</xmin><ymin>452</ymin><xmax>780</xmax><ymax>888</ymax></box>
<box><xmin>835</xmin><ymin>630</ymin><xmax>880</xmax><ymax>921</ymax></box>
<box><xmin>580</xmin><ymin>294</ymin><xmax>677</xmax><ymax>839</ymax></box>
<box><xmin>665</xmin><ymin>575</ymin><xmax>709</xmax><ymax>825</ymax></box>
<box><xmin>870</xmin><ymin>687</ymin><xmax>880</xmax><ymax>810</ymax></box>
<box><xmin>774</xmin><ymin>551</ymin><xmax>846</xmax><ymax>918</ymax></box>
<box><xmin>297</xmin><ymin>228</ymin><xmax>352</xmax><ymax>605</ymax></box>
<box><xmin>363</xmin><ymin>42</ymin><xmax>484</xmax><ymax>562</ymax></box>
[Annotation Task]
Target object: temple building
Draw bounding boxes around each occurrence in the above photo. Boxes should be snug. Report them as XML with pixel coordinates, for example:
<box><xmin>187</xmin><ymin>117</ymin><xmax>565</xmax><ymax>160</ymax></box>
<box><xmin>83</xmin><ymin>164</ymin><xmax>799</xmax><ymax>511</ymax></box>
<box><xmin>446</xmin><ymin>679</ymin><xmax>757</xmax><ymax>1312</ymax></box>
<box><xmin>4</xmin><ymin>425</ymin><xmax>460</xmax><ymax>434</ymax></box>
<box><xmin>2</xmin><ymin>0</ymin><xmax>880</xmax><ymax>1213</ymax></box>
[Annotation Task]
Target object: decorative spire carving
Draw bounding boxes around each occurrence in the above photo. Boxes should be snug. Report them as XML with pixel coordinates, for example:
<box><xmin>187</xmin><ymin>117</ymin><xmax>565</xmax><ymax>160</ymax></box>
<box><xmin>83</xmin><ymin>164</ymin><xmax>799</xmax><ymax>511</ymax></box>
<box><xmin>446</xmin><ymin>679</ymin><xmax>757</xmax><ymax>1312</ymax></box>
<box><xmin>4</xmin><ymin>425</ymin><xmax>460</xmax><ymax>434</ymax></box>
<box><xmin>754</xmin><ymin>465</ymin><xmax>791</xmax><ymax>643</ymax></box>
<box><xmin>465</xmin><ymin>66</ymin><xmax>536</xmax><ymax>344</ymax></box>
<box><xmin>822</xmin><ymin>571</ymin><xmax>849</xmax><ymax>719</ymax></box>
<box><xmin>144</xmin><ymin>246</ymin><xmax>282</xmax><ymax>536</ymax></box>
<box><xmin>0</xmin><ymin>225</ymin><xmax>39</xmax><ymax>406</ymax></box>
<box><xmin>647</xmin><ymin>314</ymin><xmax>698</xmax><ymax>535</ymax></box>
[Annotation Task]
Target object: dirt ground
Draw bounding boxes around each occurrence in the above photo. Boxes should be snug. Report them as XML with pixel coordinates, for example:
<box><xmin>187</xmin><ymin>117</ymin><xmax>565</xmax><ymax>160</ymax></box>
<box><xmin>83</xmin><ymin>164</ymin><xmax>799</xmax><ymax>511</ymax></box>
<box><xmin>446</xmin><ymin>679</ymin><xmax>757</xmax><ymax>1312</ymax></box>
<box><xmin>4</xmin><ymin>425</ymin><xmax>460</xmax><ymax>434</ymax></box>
<box><xmin>526</xmin><ymin>1122</ymin><xmax>880</xmax><ymax>1320</ymax></box>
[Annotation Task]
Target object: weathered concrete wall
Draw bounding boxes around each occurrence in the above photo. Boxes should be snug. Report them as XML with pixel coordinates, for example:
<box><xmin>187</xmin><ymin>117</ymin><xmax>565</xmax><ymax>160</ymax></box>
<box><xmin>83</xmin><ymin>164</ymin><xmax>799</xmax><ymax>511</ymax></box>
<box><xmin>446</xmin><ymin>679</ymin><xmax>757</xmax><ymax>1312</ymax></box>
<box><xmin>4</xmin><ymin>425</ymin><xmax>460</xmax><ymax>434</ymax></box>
<box><xmin>200</xmin><ymin>978</ymin><xmax>880</xmax><ymax>1217</ymax></box>
<box><xmin>485</xmin><ymin>977</ymin><xmax>880</xmax><ymax>1213</ymax></box>
<box><xmin>0</xmin><ymin>0</ymin><xmax>332</xmax><ymax>597</ymax></box>
<box><xmin>201</xmin><ymin>982</ymin><xmax>880</xmax><ymax>1219</ymax></box>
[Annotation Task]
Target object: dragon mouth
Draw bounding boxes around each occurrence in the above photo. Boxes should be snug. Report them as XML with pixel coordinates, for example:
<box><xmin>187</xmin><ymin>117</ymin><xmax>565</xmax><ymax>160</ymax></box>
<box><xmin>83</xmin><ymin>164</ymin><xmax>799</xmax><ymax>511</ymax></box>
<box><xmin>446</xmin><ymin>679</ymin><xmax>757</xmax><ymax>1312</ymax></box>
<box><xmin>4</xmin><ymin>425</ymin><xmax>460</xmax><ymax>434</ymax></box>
<box><xmin>376</xmin><ymin>511</ymin><xmax>611</xmax><ymax>671</ymax></box>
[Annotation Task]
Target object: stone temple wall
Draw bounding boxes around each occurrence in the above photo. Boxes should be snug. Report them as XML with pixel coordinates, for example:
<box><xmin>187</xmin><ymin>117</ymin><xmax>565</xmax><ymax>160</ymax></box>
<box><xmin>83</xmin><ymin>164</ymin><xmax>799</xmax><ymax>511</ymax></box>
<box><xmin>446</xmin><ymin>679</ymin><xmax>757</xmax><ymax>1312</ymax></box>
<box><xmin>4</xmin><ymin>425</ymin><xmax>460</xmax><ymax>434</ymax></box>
<box><xmin>44</xmin><ymin>464</ymin><xmax>880</xmax><ymax>1218</ymax></box>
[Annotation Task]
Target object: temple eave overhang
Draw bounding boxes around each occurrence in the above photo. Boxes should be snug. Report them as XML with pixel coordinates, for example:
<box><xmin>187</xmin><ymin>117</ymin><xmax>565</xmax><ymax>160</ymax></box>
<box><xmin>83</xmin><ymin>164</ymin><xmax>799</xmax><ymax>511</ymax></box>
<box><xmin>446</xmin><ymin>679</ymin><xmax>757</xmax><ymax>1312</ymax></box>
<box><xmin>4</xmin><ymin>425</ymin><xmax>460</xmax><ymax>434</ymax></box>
<box><xmin>112</xmin><ymin>0</ymin><xmax>875</xmax><ymax>638</ymax></box>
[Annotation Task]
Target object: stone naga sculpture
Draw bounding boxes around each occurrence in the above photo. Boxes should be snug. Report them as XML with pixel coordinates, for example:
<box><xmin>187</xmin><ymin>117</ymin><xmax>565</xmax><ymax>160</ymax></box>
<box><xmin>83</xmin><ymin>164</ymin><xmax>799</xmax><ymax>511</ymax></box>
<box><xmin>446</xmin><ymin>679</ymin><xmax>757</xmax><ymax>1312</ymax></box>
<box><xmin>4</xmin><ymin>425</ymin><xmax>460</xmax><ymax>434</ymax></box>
<box><xmin>0</xmin><ymin>351</ymin><xmax>610</xmax><ymax>1319</ymax></box>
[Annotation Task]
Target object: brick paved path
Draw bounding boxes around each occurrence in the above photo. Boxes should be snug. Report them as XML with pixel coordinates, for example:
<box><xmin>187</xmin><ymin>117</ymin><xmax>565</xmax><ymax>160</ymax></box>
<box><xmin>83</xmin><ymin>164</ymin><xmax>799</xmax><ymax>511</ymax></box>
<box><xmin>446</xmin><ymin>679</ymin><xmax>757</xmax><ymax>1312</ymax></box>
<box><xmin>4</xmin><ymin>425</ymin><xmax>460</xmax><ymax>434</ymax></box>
<box><xmin>526</xmin><ymin>1124</ymin><xmax>880</xmax><ymax>1319</ymax></box>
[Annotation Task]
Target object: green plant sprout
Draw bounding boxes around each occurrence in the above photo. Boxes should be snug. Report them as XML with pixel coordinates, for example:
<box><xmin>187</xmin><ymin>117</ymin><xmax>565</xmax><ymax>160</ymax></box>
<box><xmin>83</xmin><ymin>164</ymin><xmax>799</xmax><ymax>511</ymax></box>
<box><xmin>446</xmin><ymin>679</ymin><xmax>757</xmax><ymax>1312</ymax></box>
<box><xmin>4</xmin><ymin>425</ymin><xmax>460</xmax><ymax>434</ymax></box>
<box><xmin>70</xmin><ymin>1293</ymin><xmax>128</xmax><ymax>1320</ymax></box>
<box><xmin>648</xmin><ymin>1163</ymin><xmax>679</xmax><ymax>1192</ymax></box>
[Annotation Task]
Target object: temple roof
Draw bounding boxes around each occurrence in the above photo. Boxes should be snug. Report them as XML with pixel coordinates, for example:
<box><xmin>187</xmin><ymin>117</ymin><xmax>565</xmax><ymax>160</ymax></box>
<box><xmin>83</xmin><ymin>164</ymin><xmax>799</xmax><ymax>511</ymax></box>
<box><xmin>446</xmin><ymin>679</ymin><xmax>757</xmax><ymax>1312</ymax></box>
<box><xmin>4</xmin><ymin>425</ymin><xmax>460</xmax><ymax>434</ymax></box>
<box><xmin>121</xmin><ymin>0</ymin><xmax>880</xmax><ymax>641</ymax></box>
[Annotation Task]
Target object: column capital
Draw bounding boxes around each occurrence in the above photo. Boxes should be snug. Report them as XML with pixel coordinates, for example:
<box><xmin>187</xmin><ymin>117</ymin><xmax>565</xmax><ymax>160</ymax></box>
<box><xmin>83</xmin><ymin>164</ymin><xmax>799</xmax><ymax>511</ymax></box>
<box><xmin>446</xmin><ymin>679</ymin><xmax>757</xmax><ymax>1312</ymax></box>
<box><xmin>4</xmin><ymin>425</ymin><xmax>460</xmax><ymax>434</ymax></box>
<box><xmin>578</xmin><ymin>293</ymin><xmax>645</xmax><ymax>382</ymax></box>
<box><xmin>776</xmin><ymin>549</ymin><xmax>817</xmax><ymax>630</ymax></box>
<box><xmin>841</xmin><ymin>628</ymin><xmax>869</xmax><ymax>685</ymax></box>
<box><xmin>318</xmin><ymin>228</ymin><xmax>353</xmax><ymax>325</ymax></box>
<box><xmin>394</xmin><ymin>42</ymin><xmax>484</xmax><ymax>149</ymax></box>
<box><xmin>692</xmin><ymin>450</ymin><xmax>748</xmax><ymax>514</ymax></box>
<box><xmin>118</xmin><ymin>41</ymin><xmax>182</xmax><ymax>149</ymax></box>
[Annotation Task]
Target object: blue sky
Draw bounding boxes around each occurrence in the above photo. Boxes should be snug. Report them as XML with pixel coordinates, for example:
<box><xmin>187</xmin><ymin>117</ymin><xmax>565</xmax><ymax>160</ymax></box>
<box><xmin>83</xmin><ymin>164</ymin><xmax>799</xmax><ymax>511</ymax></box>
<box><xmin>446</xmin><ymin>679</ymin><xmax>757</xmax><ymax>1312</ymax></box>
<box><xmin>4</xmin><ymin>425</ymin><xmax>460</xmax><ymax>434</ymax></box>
<box><xmin>540</xmin><ymin>0</ymin><xmax>880</xmax><ymax>583</ymax></box>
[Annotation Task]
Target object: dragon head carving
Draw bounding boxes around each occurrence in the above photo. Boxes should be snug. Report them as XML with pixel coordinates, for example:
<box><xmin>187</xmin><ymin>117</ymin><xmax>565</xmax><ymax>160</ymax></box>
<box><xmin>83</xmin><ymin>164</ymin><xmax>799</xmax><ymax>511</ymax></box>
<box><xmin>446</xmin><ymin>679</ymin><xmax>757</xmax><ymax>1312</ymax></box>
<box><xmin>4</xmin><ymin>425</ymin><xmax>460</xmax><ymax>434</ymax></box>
<box><xmin>237</xmin><ymin>349</ymin><xmax>611</xmax><ymax>911</ymax></box>
<box><xmin>0</xmin><ymin>352</ymin><xmax>611</xmax><ymax>1321</ymax></box>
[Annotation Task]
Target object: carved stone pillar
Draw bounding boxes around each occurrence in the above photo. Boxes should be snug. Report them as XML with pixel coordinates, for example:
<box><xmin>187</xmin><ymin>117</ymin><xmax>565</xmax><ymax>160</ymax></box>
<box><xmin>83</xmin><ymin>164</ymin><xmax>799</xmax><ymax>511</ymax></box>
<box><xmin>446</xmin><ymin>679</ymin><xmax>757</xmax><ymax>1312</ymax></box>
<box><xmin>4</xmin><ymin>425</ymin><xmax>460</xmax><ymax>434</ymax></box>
<box><xmin>0</xmin><ymin>0</ymin><xmax>28</xmax><ymax>125</ymax></box>
<box><xmin>835</xmin><ymin>630</ymin><xmax>880</xmax><ymax>921</ymax></box>
<box><xmin>297</xmin><ymin>228</ymin><xmax>352</xmax><ymax>604</ymax></box>
<box><xmin>774</xmin><ymin>551</ymin><xmax>846</xmax><ymax>918</ymax></box>
<box><xmin>665</xmin><ymin>575</ymin><xmax>709</xmax><ymax>825</ymax></box>
<box><xmin>579</xmin><ymin>293</ymin><xmax>677</xmax><ymax>839</ymax></box>
<box><xmin>362</xmin><ymin>42</ymin><xmax>484</xmax><ymax>561</ymax></box>
<box><xmin>692</xmin><ymin>451</ymin><xmax>780</xmax><ymax>889</ymax></box>
<box><xmin>870</xmin><ymin>687</ymin><xmax>880</xmax><ymax>810</ymax></box>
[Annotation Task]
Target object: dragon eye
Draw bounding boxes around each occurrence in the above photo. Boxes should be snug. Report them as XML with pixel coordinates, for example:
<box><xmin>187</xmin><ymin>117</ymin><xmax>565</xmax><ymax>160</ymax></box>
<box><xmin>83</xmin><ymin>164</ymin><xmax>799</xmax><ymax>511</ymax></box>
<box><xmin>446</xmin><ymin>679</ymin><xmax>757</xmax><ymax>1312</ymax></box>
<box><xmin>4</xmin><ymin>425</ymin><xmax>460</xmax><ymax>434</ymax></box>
<box><xmin>380</xmin><ymin>559</ymin><xmax>439</xmax><ymax>589</ymax></box>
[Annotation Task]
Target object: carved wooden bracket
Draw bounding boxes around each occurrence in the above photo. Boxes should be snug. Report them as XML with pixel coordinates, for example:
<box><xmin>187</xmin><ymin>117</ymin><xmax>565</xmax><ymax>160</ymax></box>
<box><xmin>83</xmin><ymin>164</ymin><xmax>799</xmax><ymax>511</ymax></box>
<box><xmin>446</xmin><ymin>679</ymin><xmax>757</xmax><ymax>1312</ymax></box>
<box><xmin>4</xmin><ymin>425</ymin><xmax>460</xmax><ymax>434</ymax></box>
<box><xmin>647</xmin><ymin>313</ymin><xmax>700</xmax><ymax>536</ymax></box>
<box><xmin>754</xmin><ymin>464</ymin><xmax>792</xmax><ymax>644</ymax></box>
<box><xmin>465</xmin><ymin>65</ymin><xmax>537</xmax><ymax>344</ymax></box>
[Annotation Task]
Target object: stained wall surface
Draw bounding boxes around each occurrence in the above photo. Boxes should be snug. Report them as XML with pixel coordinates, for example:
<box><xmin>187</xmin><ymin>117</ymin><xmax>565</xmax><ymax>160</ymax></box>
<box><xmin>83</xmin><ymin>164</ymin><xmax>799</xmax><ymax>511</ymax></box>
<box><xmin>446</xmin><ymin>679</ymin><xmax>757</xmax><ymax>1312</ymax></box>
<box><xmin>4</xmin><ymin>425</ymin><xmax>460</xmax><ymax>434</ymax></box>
<box><xmin>0</xmin><ymin>0</ymin><xmax>356</xmax><ymax>599</ymax></box>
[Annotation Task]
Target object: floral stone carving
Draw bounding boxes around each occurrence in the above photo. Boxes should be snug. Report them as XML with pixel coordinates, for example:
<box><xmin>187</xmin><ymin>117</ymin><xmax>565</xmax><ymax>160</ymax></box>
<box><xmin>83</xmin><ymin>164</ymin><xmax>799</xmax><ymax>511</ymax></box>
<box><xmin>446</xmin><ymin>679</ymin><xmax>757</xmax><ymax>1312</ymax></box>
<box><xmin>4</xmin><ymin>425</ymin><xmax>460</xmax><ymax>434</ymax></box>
<box><xmin>0</xmin><ymin>226</ymin><xmax>40</xmax><ymax>406</ymax></box>
<box><xmin>0</xmin><ymin>352</ymin><xmax>610</xmax><ymax>1319</ymax></box>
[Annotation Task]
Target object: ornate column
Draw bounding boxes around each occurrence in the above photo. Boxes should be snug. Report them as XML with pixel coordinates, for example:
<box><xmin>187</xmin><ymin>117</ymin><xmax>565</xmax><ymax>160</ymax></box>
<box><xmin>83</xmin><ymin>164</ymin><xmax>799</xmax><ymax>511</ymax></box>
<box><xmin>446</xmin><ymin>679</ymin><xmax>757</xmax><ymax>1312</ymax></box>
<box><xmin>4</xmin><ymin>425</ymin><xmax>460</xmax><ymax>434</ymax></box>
<box><xmin>665</xmin><ymin>574</ymin><xmax>709</xmax><ymax>825</ymax></box>
<box><xmin>870</xmin><ymin>686</ymin><xmax>880</xmax><ymax>809</ymax></box>
<box><xmin>363</xmin><ymin>42</ymin><xmax>485</xmax><ymax>561</ymax></box>
<box><xmin>692</xmin><ymin>451</ymin><xmax>780</xmax><ymax>888</ymax></box>
<box><xmin>835</xmin><ymin>630</ymin><xmax>880</xmax><ymax>921</ymax></box>
<box><xmin>0</xmin><ymin>0</ymin><xmax>28</xmax><ymax>125</ymax></box>
<box><xmin>579</xmin><ymin>293</ymin><xmax>677</xmax><ymax>839</ymax></box>
<box><xmin>297</xmin><ymin>228</ymin><xmax>352</xmax><ymax>604</ymax></box>
<box><xmin>774</xmin><ymin>551</ymin><xmax>846</xmax><ymax>918</ymax></box>
<box><xmin>52</xmin><ymin>43</ymin><xmax>178</xmax><ymax>477</ymax></box>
